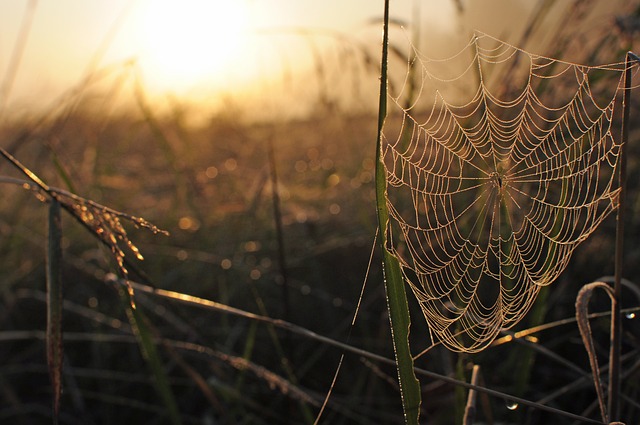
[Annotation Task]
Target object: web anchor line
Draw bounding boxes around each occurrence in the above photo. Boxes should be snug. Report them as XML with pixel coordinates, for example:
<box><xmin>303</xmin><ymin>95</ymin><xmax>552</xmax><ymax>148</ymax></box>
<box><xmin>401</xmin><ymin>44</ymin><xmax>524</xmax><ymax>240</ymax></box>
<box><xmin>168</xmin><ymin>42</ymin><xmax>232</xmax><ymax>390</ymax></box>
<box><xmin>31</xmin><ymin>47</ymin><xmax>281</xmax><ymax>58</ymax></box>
<box><xmin>382</xmin><ymin>33</ymin><xmax>634</xmax><ymax>353</ymax></box>
<box><xmin>608</xmin><ymin>49</ymin><xmax>638</xmax><ymax>423</ymax></box>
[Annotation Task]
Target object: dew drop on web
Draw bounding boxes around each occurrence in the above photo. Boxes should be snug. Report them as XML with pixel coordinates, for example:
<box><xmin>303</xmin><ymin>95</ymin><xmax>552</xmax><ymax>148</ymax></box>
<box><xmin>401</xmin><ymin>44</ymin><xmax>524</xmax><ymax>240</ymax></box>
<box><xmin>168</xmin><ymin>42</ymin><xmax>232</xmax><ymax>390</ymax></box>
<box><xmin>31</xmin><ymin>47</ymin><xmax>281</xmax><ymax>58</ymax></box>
<box><xmin>625</xmin><ymin>312</ymin><xmax>636</xmax><ymax>319</ymax></box>
<box><xmin>505</xmin><ymin>400</ymin><xmax>519</xmax><ymax>411</ymax></box>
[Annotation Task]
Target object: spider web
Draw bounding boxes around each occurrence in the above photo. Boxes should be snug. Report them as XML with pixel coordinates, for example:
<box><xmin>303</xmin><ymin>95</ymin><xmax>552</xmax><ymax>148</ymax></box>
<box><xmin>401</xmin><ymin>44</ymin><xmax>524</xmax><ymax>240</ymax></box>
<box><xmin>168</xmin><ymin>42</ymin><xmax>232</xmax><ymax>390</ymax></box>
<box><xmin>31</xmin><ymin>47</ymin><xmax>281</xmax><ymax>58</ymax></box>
<box><xmin>382</xmin><ymin>32</ymin><xmax>627</xmax><ymax>353</ymax></box>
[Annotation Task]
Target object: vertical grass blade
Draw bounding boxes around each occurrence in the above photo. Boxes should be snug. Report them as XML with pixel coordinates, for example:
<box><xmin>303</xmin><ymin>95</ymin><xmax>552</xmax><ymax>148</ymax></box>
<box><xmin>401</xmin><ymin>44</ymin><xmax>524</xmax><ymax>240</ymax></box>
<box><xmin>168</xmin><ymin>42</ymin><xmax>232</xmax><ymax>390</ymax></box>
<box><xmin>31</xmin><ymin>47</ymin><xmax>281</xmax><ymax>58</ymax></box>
<box><xmin>47</xmin><ymin>198</ymin><xmax>63</xmax><ymax>424</ymax></box>
<box><xmin>609</xmin><ymin>51</ymin><xmax>635</xmax><ymax>422</ymax></box>
<box><xmin>120</xmin><ymin>289</ymin><xmax>183</xmax><ymax>425</ymax></box>
<box><xmin>267</xmin><ymin>135</ymin><xmax>292</xmax><ymax>360</ymax></box>
<box><xmin>375</xmin><ymin>1</ymin><xmax>421</xmax><ymax>423</ymax></box>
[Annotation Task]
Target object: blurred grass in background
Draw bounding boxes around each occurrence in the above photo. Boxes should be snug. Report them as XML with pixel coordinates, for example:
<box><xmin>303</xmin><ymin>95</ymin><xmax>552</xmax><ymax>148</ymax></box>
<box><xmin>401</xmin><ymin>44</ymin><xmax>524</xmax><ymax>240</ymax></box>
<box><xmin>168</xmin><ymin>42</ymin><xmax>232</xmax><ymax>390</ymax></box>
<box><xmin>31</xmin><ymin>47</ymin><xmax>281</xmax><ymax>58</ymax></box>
<box><xmin>1</xmin><ymin>1</ymin><xmax>640</xmax><ymax>424</ymax></box>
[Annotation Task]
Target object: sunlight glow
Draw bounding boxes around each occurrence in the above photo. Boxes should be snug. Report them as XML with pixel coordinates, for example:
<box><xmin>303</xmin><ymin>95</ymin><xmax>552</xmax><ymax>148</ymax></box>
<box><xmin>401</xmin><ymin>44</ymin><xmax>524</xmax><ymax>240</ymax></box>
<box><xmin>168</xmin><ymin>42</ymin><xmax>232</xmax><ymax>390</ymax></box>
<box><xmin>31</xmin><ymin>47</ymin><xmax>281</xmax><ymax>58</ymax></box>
<box><xmin>134</xmin><ymin>0</ymin><xmax>250</xmax><ymax>92</ymax></box>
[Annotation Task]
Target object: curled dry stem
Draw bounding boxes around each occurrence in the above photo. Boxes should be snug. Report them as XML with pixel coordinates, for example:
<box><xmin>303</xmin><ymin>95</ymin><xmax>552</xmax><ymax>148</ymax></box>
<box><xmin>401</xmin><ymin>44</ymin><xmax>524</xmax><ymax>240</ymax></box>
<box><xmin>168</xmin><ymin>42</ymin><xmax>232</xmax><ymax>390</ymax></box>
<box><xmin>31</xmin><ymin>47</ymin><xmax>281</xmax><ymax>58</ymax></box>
<box><xmin>575</xmin><ymin>281</ymin><xmax>623</xmax><ymax>425</ymax></box>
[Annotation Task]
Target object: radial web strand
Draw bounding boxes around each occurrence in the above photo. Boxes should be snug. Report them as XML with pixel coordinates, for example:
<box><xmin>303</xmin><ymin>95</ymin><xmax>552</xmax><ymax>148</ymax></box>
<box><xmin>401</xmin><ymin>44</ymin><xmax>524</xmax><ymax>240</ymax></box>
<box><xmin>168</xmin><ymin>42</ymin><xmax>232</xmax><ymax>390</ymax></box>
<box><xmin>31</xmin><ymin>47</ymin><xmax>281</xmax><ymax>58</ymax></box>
<box><xmin>382</xmin><ymin>33</ymin><xmax>627</xmax><ymax>353</ymax></box>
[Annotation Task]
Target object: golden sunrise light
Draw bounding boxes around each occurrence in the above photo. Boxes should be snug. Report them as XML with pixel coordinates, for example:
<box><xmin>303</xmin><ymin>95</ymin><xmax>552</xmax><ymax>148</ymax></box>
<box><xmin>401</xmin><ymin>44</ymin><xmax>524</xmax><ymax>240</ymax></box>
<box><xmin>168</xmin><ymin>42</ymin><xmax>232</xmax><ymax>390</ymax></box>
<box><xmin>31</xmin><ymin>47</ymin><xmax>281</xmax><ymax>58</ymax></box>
<box><xmin>0</xmin><ymin>0</ymin><xmax>464</xmax><ymax>114</ymax></box>
<box><xmin>1</xmin><ymin>1</ymin><xmax>638</xmax><ymax>424</ymax></box>
<box><xmin>132</xmin><ymin>0</ymin><xmax>251</xmax><ymax>92</ymax></box>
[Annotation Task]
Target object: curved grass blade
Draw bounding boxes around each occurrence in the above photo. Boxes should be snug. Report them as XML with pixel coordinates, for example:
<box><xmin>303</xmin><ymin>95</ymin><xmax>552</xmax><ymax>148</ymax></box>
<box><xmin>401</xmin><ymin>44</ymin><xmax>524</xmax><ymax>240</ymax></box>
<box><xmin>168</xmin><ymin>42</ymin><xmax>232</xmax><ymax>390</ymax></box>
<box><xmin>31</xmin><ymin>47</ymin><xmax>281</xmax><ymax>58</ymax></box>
<box><xmin>374</xmin><ymin>1</ymin><xmax>421</xmax><ymax>423</ymax></box>
<box><xmin>47</xmin><ymin>199</ymin><xmax>63</xmax><ymax>424</ymax></box>
<box><xmin>576</xmin><ymin>281</ymin><xmax>616</xmax><ymax>424</ymax></box>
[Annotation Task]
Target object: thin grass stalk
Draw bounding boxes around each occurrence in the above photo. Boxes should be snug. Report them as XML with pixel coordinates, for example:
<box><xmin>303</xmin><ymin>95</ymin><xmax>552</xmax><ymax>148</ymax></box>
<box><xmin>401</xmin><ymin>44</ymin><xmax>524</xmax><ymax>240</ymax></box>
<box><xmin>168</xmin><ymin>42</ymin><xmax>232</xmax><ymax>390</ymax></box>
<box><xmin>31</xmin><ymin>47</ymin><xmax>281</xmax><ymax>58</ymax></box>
<box><xmin>0</xmin><ymin>146</ymin><xmax>51</xmax><ymax>192</ymax></box>
<box><xmin>375</xmin><ymin>1</ymin><xmax>421</xmax><ymax>423</ymax></box>
<box><xmin>463</xmin><ymin>365</ymin><xmax>481</xmax><ymax>425</ymax></box>
<box><xmin>115</xmin><ymin>277</ymin><xmax>609</xmax><ymax>423</ymax></box>
<box><xmin>313</xmin><ymin>232</ymin><xmax>378</xmax><ymax>424</ymax></box>
<box><xmin>235</xmin><ymin>320</ymin><xmax>259</xmax><ymax>394</ymax></box>
<box><xmin>47</xmin><ymin>198</ymin><xmax>63</xmax><ymax>424</ymax></box>
<box><xmin>133</xmin><ymin>79</ymin><xmax>192</xmax><ymax>211</ymax></box>
<box><xmin>610</xmin><ymin>51</ymin><xmax>634</xmax><ymax>422</ymax></box>
<box><xmin>120</xmin><ymin>290</ymin><xmax>183</xmax><ymax>425</ymax></box>
<box><xmin>49</xmin><ymin>149</ymin><xmax>77</xmax><ymax>193</ymax></box>
<box><xmin>455</xmin><ymin>355</ymin><xmax>468</xmax><ymax>424</ymax></box>
<box><xmin>247</xmin><ymin>284</ymin><xmax>315</xmax><ymax>422</ymax></box>
<box><xmin>0</xmin><ymin>149</ymin><xmax>178</xmax><ymax>422</ymax></box>
<box><xmin>402</xmin><ymin>0</ymin><xmax>420</xmax><ymax>112</ymax></box>
<box><xmin>267</xmin><ymin>135</ymin><xmax>291</xmax><ymax>358</ymax></box>
<box><xmin>4</xmin><ymin>325</ymin><xmax>613</xmax><ymax>424</ymax></box>
<box><xmin>160</xmin><ymin>339</ymin><xmax>225</xmax><ymax>414</ymax></box>
<box><xmin>266</xmin><ymin>135</ymin><xmax>307</xmax><ymax>421</ymax></box>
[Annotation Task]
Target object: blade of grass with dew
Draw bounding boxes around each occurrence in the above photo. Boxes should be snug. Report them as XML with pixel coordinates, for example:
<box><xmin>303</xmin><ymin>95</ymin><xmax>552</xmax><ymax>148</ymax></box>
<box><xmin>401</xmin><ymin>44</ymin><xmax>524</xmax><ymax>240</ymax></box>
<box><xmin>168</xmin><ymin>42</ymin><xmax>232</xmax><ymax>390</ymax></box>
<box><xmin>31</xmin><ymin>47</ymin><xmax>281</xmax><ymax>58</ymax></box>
<box><xmin>47</xmin><ymin>198</ymin><xmax>63</xmax><ymax>424</ymax></box>
<box><xmin>375</xmin><ymin>1</ymin><xmax>421</xmax><ymax>423</ymax></box>
<box><xmin>119</xmin><ymin>287</ymin><xmax>183</xmax><ymax>425</ymax></box>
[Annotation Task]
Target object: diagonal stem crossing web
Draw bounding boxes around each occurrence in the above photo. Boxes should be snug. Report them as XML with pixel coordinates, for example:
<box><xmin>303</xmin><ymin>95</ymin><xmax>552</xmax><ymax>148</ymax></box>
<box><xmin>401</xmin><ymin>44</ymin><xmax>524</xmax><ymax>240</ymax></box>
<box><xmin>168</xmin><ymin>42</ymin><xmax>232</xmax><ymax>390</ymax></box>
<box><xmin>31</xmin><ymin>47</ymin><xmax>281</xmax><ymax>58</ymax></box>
<box><xmin>382</xmin><ymin>33</ymin><xmax>628</xmax><ymax>352</ymax></box>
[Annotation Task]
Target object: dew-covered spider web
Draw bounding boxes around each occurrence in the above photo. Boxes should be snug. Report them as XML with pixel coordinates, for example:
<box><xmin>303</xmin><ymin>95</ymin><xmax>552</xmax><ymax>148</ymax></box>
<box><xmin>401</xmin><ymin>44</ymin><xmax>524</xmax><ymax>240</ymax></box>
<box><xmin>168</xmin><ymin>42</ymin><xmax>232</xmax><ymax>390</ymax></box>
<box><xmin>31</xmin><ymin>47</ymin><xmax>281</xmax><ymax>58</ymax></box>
<box><xmin>381</xmin><ymin>32</ymin><xmax>629</xmax><ymax>353</ymax></box>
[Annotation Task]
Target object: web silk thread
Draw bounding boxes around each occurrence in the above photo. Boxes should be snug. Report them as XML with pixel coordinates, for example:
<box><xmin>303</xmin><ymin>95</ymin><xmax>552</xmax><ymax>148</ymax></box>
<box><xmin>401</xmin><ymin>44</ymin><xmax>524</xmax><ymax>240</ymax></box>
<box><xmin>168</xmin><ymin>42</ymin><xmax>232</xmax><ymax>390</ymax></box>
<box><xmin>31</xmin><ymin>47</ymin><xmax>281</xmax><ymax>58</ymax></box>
<box><xmin>382</xmin><ymin>33</ymin><xmax>625</xmax><ymax>353</ymax></box>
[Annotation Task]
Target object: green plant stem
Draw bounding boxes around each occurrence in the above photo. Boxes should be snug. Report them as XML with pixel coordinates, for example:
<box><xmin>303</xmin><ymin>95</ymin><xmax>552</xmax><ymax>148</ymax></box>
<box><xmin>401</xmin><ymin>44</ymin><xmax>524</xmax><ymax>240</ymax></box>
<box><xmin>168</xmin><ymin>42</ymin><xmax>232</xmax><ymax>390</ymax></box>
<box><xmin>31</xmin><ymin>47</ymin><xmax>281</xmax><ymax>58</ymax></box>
<box><xmin>120</xmin><ymin>288</ymin><xmax>183</xmax><ymax>425</ymax></box>
<box><xmin>375</xmin><ymin>0</ymin><xmax>421</xmax><ymax>424</ymax></box>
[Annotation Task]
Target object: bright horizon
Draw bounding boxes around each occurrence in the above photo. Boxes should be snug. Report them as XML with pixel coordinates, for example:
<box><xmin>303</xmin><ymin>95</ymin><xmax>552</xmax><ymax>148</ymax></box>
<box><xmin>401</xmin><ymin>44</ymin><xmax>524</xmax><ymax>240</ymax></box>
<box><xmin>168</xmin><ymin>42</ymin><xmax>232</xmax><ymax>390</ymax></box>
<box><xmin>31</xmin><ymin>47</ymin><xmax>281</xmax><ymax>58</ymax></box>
<box><xmin>0</xmin><ymin>1</ymin><xmax>473</xmax><ymax>117</ymax></box>
<box><xmin>0</xmin><ymin>0</ymin><xmax>625</xmax><ymax>122</ymax></box>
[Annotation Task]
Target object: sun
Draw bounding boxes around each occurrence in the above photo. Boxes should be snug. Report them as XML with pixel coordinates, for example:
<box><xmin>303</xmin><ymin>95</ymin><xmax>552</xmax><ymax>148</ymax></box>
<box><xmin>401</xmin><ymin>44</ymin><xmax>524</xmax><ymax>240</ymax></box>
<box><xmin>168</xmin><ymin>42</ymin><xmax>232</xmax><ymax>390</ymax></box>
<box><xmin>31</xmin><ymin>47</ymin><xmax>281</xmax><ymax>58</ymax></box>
<box><xmin>133</xmin><ymin>0</ymin><xmax>250</xmax><ymax>92</ymax></box>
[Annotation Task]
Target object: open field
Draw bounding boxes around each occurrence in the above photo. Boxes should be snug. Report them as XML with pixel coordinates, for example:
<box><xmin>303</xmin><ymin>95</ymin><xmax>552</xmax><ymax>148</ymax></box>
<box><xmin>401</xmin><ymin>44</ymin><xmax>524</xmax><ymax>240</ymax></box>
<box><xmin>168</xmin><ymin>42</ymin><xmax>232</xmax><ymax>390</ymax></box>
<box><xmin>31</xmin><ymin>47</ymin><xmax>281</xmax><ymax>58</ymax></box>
<box><xmin>1</xmin><ymin>1</ymin><xmax>640</xmax><ymax>424</ymax></box>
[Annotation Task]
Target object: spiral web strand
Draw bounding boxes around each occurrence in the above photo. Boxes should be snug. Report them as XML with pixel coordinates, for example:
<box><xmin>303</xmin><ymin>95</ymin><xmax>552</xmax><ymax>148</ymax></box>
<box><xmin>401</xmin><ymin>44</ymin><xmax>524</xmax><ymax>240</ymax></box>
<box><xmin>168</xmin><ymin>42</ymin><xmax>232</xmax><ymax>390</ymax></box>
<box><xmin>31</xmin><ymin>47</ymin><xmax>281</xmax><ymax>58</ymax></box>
<box><xmin>382</xmin><ymin>33</ymin><xmax>626</xmax><ymax>353</ymax></box>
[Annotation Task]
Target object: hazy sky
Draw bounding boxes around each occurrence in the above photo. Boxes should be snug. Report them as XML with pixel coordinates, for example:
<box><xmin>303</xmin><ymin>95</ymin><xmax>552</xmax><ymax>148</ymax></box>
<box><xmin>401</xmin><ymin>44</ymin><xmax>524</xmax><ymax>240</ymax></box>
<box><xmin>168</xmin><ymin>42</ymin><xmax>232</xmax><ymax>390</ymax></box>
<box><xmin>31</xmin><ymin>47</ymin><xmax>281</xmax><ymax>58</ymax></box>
<box><xmin>0</xmin><ymin>1</ymin><xmax>481</xmax><ymax>107</ymax></box>
<box><xmin>0</xmin><ymin>0</ymin><xmax>629</xmax><ymax>117</ymax></box>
